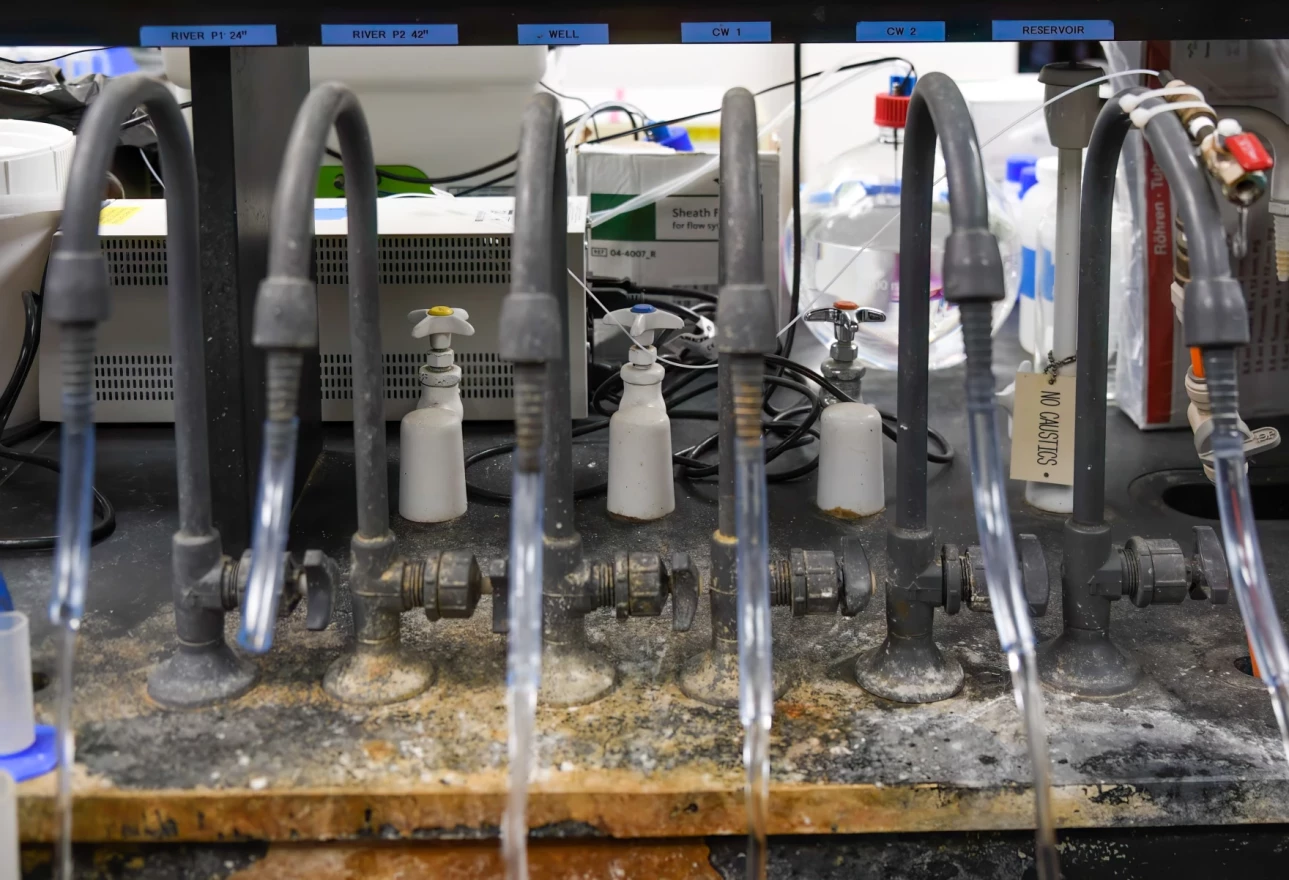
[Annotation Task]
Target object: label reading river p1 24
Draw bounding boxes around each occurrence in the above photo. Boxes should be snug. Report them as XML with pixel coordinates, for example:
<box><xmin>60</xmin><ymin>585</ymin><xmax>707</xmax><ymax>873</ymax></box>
<box><xmin>139</xmin><ymin>25</ymin><xmax>278</xmax><ymax>46</ymax></box>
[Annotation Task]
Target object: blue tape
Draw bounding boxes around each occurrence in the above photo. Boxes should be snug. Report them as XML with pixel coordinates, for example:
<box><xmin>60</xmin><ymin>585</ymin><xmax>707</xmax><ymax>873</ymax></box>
<box><xmin>517</xmin><ymin>24</ymin><xmax>609</xmax><ymax>45</ymax></box>
<box><xmin>856</xmin><ymin>21</ymin><xmax>946</xmax><ymax>42</ymax></box>
<box><xmin>321</xmin><ymin>24</ymin><xmax>459</xmax><ymax>45</ymax></box>
<box><xmin>681</xmin><ymin>21</ymin><xmax>771</xmax><ymax>43</ymax></box>
<box><xmin>991</xmin><ymin>20</ymin><xmax>1114</xmax><ymax>41</ymax></box>
<box><xmin>139</xmin><ymin>25</ymin><xmax>278</xmax><ymax>46</ymax></box>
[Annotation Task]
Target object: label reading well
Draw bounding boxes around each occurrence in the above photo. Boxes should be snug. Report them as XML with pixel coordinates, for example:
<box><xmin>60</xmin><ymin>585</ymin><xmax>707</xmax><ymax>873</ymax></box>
<box><xmin>321</xmin><ymin>24</ymin><xmax>459</xmax><ymax>45</ymax></box>
<box><xmin>681</xmin><ymin>21</ymin><xmax>771</xmax><ymax>43</ymax></box>
<box><xmin>138</xmin><ymin>25</ymin><xmax>278</xmax><ymax>46</ymax></box>
<box><xmin>856</xmin><ymin>21</ymin><xmax>945</xmax><ymax>42</ymax></box>
<box><xmin>992</xmin><ymin>19</ymin><xmax>1114</xmax><ymax>40</ymax></box>
<box><xmin>517</xmin><ymin>24</ymin><xmax>609</xmax><ymax>45</ymax></box>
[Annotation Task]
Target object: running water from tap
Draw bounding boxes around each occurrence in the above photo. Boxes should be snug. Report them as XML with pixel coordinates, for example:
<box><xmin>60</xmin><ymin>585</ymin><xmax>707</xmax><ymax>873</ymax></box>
<box><xmin>503</xmin><ymin>469</ymin><xmax>544</xmax><ymax>880</ymax></box>
<box><xmin>732</xmin><ymin>362</ymin><xmax>773</xmax><ymax>880</ymax></box>
<box><xmin>238</xmin><ymin>417</ymin><xmax>300</xmax><ymax>653</ymax></box>
<box><xmin>49</xmin><ymin>323</ymin><xmax>98</xmax><ymax>880</ymax></box>
<box><xmin>961</xmin><ymin>307</ymin><xmax>1058</xmax><ymax>879</ymax></box>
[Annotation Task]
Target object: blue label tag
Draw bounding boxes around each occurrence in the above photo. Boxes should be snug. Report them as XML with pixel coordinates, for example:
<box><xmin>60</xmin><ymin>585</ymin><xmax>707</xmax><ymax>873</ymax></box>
<box><xmin>321</xmin><ymin>24</ymin><xmax>458</xmax><ymax>45</ymax></box>
<box><xmin>992</xmin><ymin>20</ymin><xmax>1114</xmax><ymax>40</ymax></box>
<box><xmin>517</xmin><ymin>24</ymin><xmax>609</xmax><ymax>45</ymax></box>
<box><xmin>1020</xmin><ymin>247</ymin><xmax>1036</xmax><ymax>299</ymax></box>
<box><xmin>139</xmin><ymin>25</ymin><xmax>278</xmax><ymax>46</ymax></box>
<box><xmin>856</xmin><ymin>21</ymin><xmax>945</xmax><ymax>42</ymax></box>
<box><xmin>681</xmin><ymin>21</ymin><xmax>771</xmax><ymax>42</ymax></box>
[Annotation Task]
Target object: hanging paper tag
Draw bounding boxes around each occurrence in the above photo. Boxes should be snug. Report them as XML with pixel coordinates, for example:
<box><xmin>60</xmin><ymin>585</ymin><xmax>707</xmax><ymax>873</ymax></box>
<box><xmin>1009</xmin><ymin>372</ymin><xmax>1076</xmax><ymax>485</ymax></box>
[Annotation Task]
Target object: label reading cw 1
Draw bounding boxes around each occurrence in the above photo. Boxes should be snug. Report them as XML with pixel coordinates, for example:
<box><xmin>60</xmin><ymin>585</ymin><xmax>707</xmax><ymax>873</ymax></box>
<box><xmin>992</xmin><ymin>19</ymin><xmax>1114</xmax><ymax>40</ymax></box>
<box><xmin>681</xmin><ymin>21</ymin><xmax>771</xmax><ymax>43</ymax></box>
<box><xmin>517</xmin><ymin>24</ymin><xmax>609</xmax><ymax>45</ymax></box>
<box><xmin>856</xmin><ymin>21</ymin><xmax>945</xmax><ymax>42</ymax></box>
<box><xmin>138</xmin><ymin>25</ymin><xmax>278</xmax><ymax>46</ymax></box>
<box><xmin>1010</xmin><ymin>372</ymin><xmax>1076</xmax><ymax>486</ymax></box>
<box><xmin>321</xmin><ymin>24</ymin><xmax>458</xmax><ymax>45</ymax></box>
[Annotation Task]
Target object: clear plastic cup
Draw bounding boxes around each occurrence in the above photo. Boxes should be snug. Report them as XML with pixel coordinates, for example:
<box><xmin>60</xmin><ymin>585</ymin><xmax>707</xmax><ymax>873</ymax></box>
<box><xmin>0</xmin><ymin>612</ymin><xmax>35</xmax><ymax>757</ymax></box>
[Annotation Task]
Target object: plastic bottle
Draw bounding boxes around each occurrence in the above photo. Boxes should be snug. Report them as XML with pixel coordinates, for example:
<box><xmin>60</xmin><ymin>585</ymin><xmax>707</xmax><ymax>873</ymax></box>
<box><xmin>1018</xmin><ymin>156</ymin><xmax>1058</xmax><ymax>356</ymax></box>
<box><xmin>805</xmin><ymin>301</ymin><xmax>886</xmax><ymax>518</ymax></box>
<box><xmin>801</xmin><ymin>75</ymin><xmax>1020</xmax><ymax>370</ymax></box>
<box><xmin>399</xmin><ymin>307</ymin><xmax>475</xmax><ymax>523</ymax></box>
<box><xmin>1003</xmin><ymin>154</ymin><xmax>1037</xmax><ymax>207</ymax></box>
<box><xmin>605</xmin><ymin>304</ymin><xmax>684</xmax><ymax>521</ymax></box>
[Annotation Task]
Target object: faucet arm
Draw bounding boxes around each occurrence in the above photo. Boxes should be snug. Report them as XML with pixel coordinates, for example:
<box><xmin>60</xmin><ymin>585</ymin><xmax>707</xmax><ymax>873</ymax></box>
<box><xmin>46</xmin><ymin>74</ymin><xmax>211</xmax><ymax>540</ymax></box>
<box><xmin>255</xmin><ymin>81</ymin><xmax>388</xmax><ymax>539</ymax></box>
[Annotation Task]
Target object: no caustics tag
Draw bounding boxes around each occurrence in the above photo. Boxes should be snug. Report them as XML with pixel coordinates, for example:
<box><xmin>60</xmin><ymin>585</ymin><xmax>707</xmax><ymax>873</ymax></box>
<box><xmin>1009</xmin><ymin>372</ymin><xmax>1076</xmax><ymax>486</ymax></box>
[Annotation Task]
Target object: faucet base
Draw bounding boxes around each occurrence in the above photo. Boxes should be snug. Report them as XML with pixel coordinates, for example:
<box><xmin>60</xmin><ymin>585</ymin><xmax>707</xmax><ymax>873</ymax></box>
<box><xmin>324</xmin><ymin>646</ymin><xmax>434</xmax><ymax>706</ymax></box>
<box><xmin>678</xmin><ymin>646</ymin><xmax>792</xmax><ymax>708</ymax></box>
<box><xmin>538</xmin><ymin>639</ymin><xmax>617</xmax><ymax>707</ymax></box>
<box><xmin>1036</xmin><ymin>629</ymin><xmax>1142</xmax><ymax>697</ymax></box>
<box><xmin>855</xmin><ymin>635</ymin><xmax>964</xmax><ymax>703</ymax></box>
<box><xmin>147</xmin><ymin>641</ymin><xmax>257</xmax><ymax>709</ymax></box>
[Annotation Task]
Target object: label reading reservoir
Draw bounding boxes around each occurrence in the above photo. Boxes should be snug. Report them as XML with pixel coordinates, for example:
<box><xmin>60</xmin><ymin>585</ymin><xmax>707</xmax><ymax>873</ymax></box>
<box><xmin>139</xmin><ymin>25</ymin><xmax>278</xmax><ymax>46</ymax></box>
<box><xmin>517</xmin><ymin>24</ymin><xmax>609</xmax><ymax>45</ymax></box>
<box><xmin>321</xmin><ymin>24</ymin><xmax>458</xmax><ymax>45</ymax></box>
<box><xmin>856</xmin><ymin>21</ymin><xmax>945</xmax><ymax>42</ymax></box>
<box><xmin>681</xmin><ymin>21</ymin><xmax>771</xmax><ymax>43</ymax></box>
<box><xmin>992</xmin><ymin>20</ymin><xmax>1114</xmax><ymax>40</ymax></box>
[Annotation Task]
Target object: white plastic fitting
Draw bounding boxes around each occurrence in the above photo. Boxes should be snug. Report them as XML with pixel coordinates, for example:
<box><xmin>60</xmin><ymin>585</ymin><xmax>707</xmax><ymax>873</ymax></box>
<box><xmin>606</xmin><ymin>305</ymin><xmax>684</xmax><ymax>521</ymax></box>
<box><xmin>0</xmin><ymin>770</ymin><xmax>15</xmax><ymax>880</ymax></box>
<box><xmin>816</xmin><ymin>402</ymin><xmax>885</xmax><ymax>518</ymax></box>
<box><xmin>400</xmin><ymin>307</ymin><xmax>475</xmax><ymax>523</ymax></box>
<box><xmin>1185</xmin><ymin>368</ymin><xmax>1280</xmax><ymax>481</ymax></box>
<box><xmin>0</xmin><ymin>612</ymin><xmax>34</xmax><ymax>758</ymax></box>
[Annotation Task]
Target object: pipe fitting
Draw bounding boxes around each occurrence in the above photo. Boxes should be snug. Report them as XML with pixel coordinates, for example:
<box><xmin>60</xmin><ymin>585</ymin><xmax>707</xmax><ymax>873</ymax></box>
<box><xmin>419</xmin><ymin>551</ymin><xmax>483</xmax><ymax>621</ymax></box>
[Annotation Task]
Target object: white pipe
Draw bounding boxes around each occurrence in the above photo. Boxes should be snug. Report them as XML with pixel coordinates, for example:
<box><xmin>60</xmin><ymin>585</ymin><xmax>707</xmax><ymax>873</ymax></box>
<box><xmin>1052</xmin><ymin>147</ymin><xmax>1081</xmax><ymax>373</ymax></box>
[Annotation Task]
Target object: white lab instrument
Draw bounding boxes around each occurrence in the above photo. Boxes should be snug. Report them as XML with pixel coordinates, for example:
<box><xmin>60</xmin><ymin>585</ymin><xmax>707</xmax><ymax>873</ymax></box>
<box><xmin>606</xmin><ymin>304</ymin><xmax>684</xmax><ymax>521</ymax></box>
<box><xmin>399</xmin><ymin>306</ymin><xmax>475</xmax><ymax>523</ymax></box>
<box><xmin>1018</xmin><ymin>157</ymin><xmax>1057</xmax><ymax>356</ymax></box>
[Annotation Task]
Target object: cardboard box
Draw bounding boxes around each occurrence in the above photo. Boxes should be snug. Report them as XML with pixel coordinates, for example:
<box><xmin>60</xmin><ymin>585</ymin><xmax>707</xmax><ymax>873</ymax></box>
<box><xmin>574</xmin><ymin>144</ymin><xmax>781</xmax><ymax>294</ymax></box>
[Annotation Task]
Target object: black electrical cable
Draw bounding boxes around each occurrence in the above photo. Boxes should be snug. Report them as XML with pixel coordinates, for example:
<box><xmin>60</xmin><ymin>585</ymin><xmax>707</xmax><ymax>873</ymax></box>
<box><xmin>589</xmin><ymin>277</ymin><xmax>721</xmax><ymax>305</ymax></box>
<box><xmin>453</xmin><ymin>170</ymin><xmax>517</xmax><ymax>197</ymax></box>
<box><xmin>0</xmin><ymin>47</ymin><xmax>112</xmax><ymax>65</ymax></box>
<box><xmin>121</xmin><ymin>101</ymin><xmax>191</xmax><ymax>131</ymax></box>
<box><xmin>583</xmin><ymin>57</ymin><xmax>916</xmax><ymax>146</ymax></box>
<box><xmin>0</xmin><ymin>291</ymin><xmax>116</xmax><ymax>551</ymax></box>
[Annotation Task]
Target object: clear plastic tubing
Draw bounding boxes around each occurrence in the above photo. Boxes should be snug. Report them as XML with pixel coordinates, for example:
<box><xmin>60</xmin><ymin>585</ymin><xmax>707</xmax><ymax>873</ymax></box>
<box><xmin>237</xmin><ymin>417</ymin><xmax>300</xmax><ymax>653</ymax></box>
<box><xmin>732</xmin><ymin>358</ymin><xmax>773</xmax><ymax>880</ymax></box>
<box><xmin>503</xmin><ymin>469</ymin><xmax>545</xmax><ymax>880</ymax></box>
<box><xmin>49</xmin><ymin>323</ymin><xmax>97</xmax><ymax>880</ymax></box>
<box><xmin>961</xmin><ymin>306</ymin><xmax>1058</xmax><ymax>879</ymax></box>
<box><xmin>781</xmin><ymin>68</ymin><xmax>1162</xmax><ymax>331</ymax></box>
<box><xmin>1206</xmin><ymin>360</ymin><xmax>1289</xmax><ymax>761</ymax></box>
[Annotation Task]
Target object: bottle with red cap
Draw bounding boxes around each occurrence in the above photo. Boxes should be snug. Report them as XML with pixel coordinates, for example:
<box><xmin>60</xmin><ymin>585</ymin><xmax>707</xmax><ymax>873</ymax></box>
<box><xmin>796</xmin><ymin>74</ymin><xmax>1019</xmax><ymax>371</ymax></box>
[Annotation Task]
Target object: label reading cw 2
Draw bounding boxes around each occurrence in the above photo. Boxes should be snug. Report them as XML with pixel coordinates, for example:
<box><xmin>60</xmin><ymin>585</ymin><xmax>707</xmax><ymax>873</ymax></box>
<box><xmin>138</xmin><ymin>25</ymin><xmax>278</xmax><ymax>46</ymax></box>
<box><xmin>1010</xmin><ymin>372</ymin><xmax>1076</xmax><ymax>486</ymax></box>
<box><xmin>681</xmin><ymin>21</ymin><xmax>771</xmax><ymax>43</ymax></box>
<box><xmin>856</xmin><ymin>21</ymin><xmax>945</xmax><ymax>42</ymax></box>
<box><xmin>321</xmin><ymin>24</ymin><xmax>458</xmax><ymax>45</ymax></box>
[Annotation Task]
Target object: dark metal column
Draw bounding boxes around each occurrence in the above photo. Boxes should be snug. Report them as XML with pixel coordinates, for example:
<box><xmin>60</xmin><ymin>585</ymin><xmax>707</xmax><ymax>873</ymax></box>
<box><xmin>189</xmin><ymin>47</ymin><xmax>318</xmax><ymax>554</ymax></box>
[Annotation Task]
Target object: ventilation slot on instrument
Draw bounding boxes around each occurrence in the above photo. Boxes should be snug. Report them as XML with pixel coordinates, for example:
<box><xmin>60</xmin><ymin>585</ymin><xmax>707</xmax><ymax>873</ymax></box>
<box><xmin>93</xmin><ymin>354</ymin><xmax>174</xmax><ymax>401</ymax></box>
<box><xmin>320</xmin><ymin>352</ymin><xmax>513</xmax><ymax>402</ymax></box>
<box><xmin>101</xmin><ymin>237</ymin><xmax>169</xmax><ymax>287</ymax></box>
<box><xmin>315</xmin><ymin>235</ymin><xmax>512</xmax><ymax>286</ymax></box>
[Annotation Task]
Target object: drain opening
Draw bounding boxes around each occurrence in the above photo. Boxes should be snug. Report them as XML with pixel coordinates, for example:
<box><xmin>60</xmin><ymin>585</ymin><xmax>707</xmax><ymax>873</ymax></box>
<box><xmin>1234</xmin><ymin>655</ymin><xmax>1255</xmax><ymax>677</ymax></box>
<box><xmin>32</xmin><ymin>670</ymin><xmax>50</xmax><ymax>692</ymax></box>
<box><xmin>1161</xmin><ymin>482</ymin><xmax>1289</xmax><ymax>521</ymax></box>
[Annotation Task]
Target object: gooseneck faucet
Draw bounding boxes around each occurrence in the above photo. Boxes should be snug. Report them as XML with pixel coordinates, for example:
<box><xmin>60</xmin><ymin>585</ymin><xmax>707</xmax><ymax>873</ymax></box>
<box><xmin>1037</xmin><ymin>91</ymin><xmax>1232</xmax><ymax>698</ymax></box>
<box><xmin>243</xmin><ymin>82</ymin><xmax>482</xmax><ymax>705</ymax></box>
<box><xmin>45</xmin><ymin>75</ymin><xmax>334</xmax><ymax>714</ymax></box>
<box><xmin>855</xmin><ymin>73</ymin><xmax>1050</xmax><ymax>707</ymax></box>
<box><xmin>680</xmin><ymin>89</ymin><xmax>874</xmax><ymax>709</ymax></box>
<box><xmin>499</xmin><ymin>94</ymin><xmax>701</xmax><ymax>709</ymax></box>
<box><xmin>865</xmin><ymin>70</ymin><xmax>1060</xmax><ymax>879</ymax></box>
